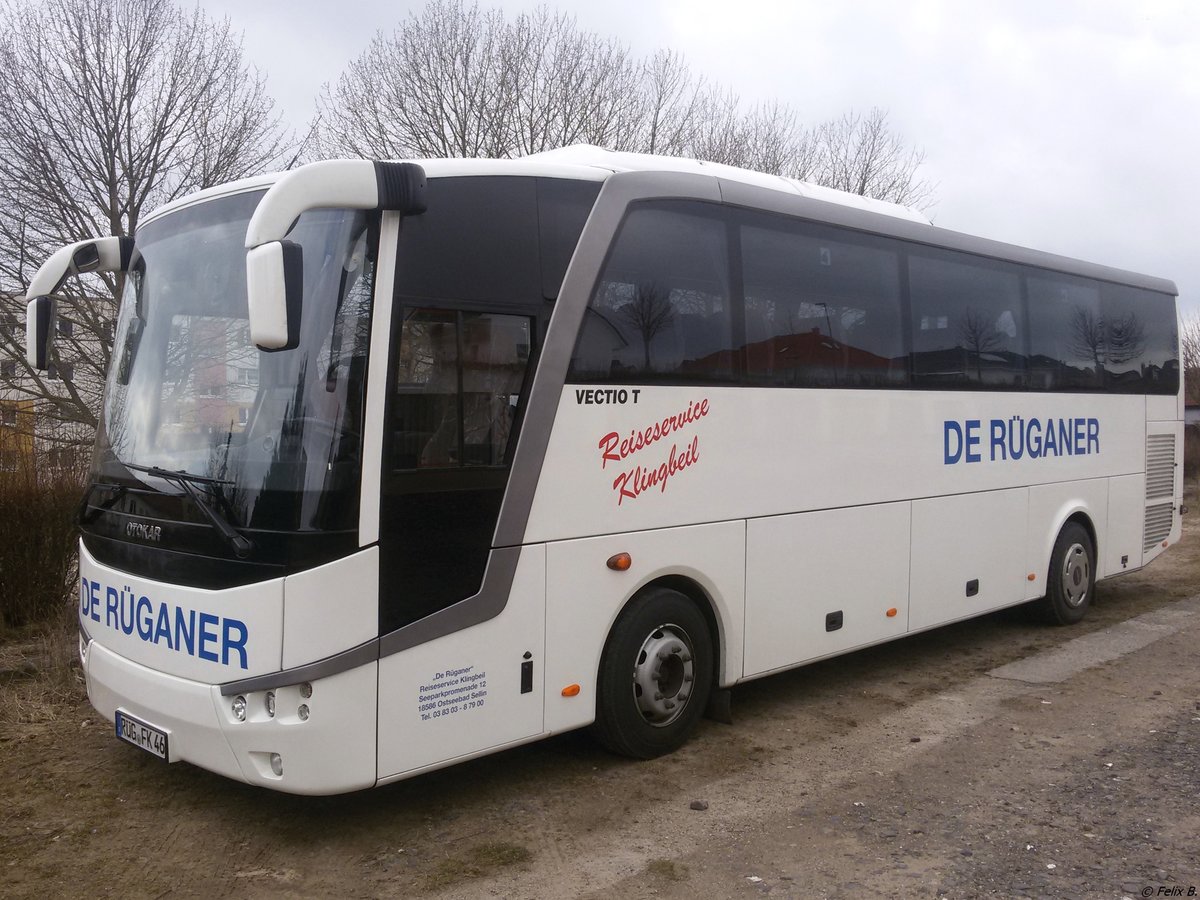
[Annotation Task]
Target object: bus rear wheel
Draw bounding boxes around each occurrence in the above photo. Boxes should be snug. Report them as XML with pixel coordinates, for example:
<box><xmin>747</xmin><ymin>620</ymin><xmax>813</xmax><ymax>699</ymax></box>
<box><xmin>1033</xmin><ymin>522</ymin><xmax>1095</xmax><ymax>626</ymax></box>
<box><xmin>590</xmin><ymin>588</ymin><xmax>713</xmax><ymax>759</ymax></box>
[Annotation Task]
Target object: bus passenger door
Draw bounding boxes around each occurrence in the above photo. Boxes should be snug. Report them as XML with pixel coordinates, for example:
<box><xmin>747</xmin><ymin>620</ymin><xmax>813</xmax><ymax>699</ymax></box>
<box><xmin>376</xmin><ymin>305</ymin><xmax>546</xmax><ymax>777</ymax></box>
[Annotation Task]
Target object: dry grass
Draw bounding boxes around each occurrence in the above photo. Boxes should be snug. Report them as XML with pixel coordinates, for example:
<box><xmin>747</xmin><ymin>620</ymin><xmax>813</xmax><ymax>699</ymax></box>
<box><xmin>645</xmin><ymin>858</ymin><xmax>689</xmax><ymax>881</ymax></box>
<box><xmin>0</xmin><ymin>466</ymin><xmax>83</xmax><ymax>634</ymax></box>
<box><xmin>423</xmin><ymin>842</ymin><xmax>533</xmax><ymax>889</ymax></box>
<box><xmin>0</xmin><ymin>617</ymin><xmax>85</xmax><ymax>733</ymax></box>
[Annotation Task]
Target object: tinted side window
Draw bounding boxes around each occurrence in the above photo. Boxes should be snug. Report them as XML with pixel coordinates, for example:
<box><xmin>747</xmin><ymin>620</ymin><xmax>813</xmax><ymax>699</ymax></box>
<box><xmin>537</xmin><ymin>178</ymin><xmax>601</xmax><ymax>300</ymax></box>
<box><xmin>910</xmin><ymin>253</ymin><xmax>1027</xmax><ymax>388</ymax></box>
<box><xmin>569</xmin><ymin>204</ymin><xmax>734</xmax><ymax>383</ymax></box>
<box><xmin>392</xmin><ymin>309</ymin><xmax>532</xmax><ymax>469</ymax></box>
<box><xmin>394</xmin><ymin>177</ymin><xmax>540</xmax><ymax>304</ymax></box>
<box><xmin>1026</xmin><ymin>274</ymin><xmax>1105</xmax><ymax>390</ymax></box>
<box><xmin>1101</xmin><ymin>284</ymin><xmax>1179</xmax><ymax>394</ymax></box>
<box><xmin>741</xmin><ymin>219</ymin><xmax>906</xmax><ymax>387</ymax></box>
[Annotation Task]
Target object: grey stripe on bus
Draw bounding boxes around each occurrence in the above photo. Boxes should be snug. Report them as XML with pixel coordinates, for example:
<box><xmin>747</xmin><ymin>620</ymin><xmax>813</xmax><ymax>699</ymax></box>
<box><xmin>219</xmin><ymin>547</ymin><xmax>520</xmax><ymax>695</ymax></box>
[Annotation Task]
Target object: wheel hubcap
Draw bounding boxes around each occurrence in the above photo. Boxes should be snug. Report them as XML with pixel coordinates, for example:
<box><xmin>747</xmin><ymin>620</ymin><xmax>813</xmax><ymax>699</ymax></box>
<box><xmin>1061</xmin><ymin>542</ymin><xmax>1090</xmax><ymax>608</ymax></box>
<box><xmin>632</xmin><ymin>624</ymin><xmax>695</xmax><ymax>728</ymax></box>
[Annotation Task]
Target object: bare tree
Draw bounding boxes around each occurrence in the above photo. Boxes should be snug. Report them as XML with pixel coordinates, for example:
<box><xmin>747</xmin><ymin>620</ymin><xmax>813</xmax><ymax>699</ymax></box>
<box><xmin>315</xmin><ymin>1</ymin><xmax>511</xmax><ymax>160</ymax></box>
<box><xmin>957</xmin><ymin>308</ymin><xmax>1003</xmax><ymax>381</ymax></box>
<box><xmin>629</xmin><ymin>50</ymin><xmax>708</xmax><ymax>156</ymax></box>
<box><xmin>313</xmin><ymin>1</ymin><xmax>934</xmax><ymax>214</ymax></box>
<box><xmin>315</xmin><ymin>2</ymin><xmax>646</xmax><ymax>160</ymax></box>
<box><xmin>1105</xmin><ymin>310</ymin><xmax>1146</xmax><ymax>365</ymax></box>
<box><xmin>501</xmin><ymin>7</ymin><xmax>643</xmax><ymax>155</ymax></box>
<box><xmin>1067</xmin><ymin>305</ymin><xmax>1108</xmax><ymax>379</ymax></box>
<box><xmin>0</xmin><ymin>0</ymin><xmax>289</xmax><ymax>444</ymax></box>
<box><xmin>621</xmin><ymin>283</ymin><xmax>674</xmax><ymax>371</ymax></box>
<box><xmin>1181</xmin><ymin>312</ymin><xmax>1200</xmax><ymax>406</ymax></box>
<box><xmin>811</xmin><ymin>108</ymin><xmax>933</xmax><ymax>207</ymax></box>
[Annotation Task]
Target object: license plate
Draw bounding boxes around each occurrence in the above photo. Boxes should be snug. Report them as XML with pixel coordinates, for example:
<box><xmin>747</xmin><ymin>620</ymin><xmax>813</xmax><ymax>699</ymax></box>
<box><xmin>115</xmin><ymin>710</ymin><xmax>169</xmax><ymax>761</ymax></box>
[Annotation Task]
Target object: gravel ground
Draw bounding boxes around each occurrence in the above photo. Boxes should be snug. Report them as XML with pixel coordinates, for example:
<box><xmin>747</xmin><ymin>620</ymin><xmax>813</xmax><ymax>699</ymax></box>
<box><xmin>3</xmin><ymin>503</ymin><xmax>1198</xmax><ymax>899</ymax></box>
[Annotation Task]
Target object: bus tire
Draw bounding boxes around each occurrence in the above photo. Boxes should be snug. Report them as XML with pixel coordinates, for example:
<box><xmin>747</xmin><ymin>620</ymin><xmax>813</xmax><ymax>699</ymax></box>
<box><xmin>1033</xmin><ymin>522</ymin><xmax>1095</xmax><ymax>626</ymax></box>
<box><xmin>590</xmin><ymin>588</ymin><xmax>713</xmax><ymax>759</ymax></box>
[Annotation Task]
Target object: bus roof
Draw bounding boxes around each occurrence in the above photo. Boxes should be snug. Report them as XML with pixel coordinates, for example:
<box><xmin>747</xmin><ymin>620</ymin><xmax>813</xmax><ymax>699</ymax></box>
<box><xmin>141</xmin><ymin>145</ymin><xmax>930</xmax><ymax>229</ymax></box>
<box><xmin>138</xmin><ymin>147</ymin><xmax>1175</xmax><ymax>296</ymax></box>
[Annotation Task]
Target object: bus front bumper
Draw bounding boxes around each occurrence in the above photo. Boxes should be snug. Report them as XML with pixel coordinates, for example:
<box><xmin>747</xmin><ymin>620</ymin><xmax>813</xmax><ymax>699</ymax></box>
<box><xmin>83</xmin><ymin>635</ymin><xmax>379</xmax><ymax>795</ymax></box>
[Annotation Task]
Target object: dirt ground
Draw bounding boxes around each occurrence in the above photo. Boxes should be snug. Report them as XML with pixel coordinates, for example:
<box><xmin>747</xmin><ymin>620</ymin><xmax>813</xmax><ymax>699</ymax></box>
<box><xmin>3</xmin><ymin>494</ymin><xmax>1199</xmax><ymax>899</ymax></box>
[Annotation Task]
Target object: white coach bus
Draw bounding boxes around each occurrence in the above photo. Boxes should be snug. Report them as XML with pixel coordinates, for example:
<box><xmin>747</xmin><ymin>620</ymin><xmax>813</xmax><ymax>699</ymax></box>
<box><xmin>25</xmin><ymin>146</ymin><xmax>1182</xmax><ymax>794</ymax></box>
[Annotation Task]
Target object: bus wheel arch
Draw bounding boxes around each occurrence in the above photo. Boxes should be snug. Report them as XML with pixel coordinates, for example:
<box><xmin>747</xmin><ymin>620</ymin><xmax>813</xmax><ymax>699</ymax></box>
<box><xmin>589</xmin><ymin>577</ymin><xmax>718</xmax><ymax>759</ymax></box>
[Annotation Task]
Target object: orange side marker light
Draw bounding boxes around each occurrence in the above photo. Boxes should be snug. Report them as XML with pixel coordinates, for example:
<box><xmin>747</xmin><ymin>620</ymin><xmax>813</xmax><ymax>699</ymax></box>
<box><xmin>562</xmin><ymin>684</ymin><xmax>581</xmax><ymax>697</ymax></box>
<box><xmin>1027</xmin><ymin>573</ymin><xmax>1037</xmax><ymax>582</ymax></box>
<box><xmin>886</xmin><ymin>608</ymin><xmax>898</xmax><ymax>618</ymax></box>
<box><xmin>1162</xmin><ymin>540</ymin><xmax>1169</xmax><ymax>548</ymax></box>
<box><xmin>606</xmin><ymin>552</ymin><xmax>632</xmax><ymax>571</ymax></box>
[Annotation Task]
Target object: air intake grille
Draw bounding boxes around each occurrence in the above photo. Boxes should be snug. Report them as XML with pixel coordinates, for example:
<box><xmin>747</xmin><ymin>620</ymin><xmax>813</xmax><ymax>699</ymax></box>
<box><xmin>1146</xmin><ymin>434</ymin><xmax>1175</xmax><ymax>500</ymax></box>
<box><xmin>1144</xmin><ymin>502</ymin><xmax>1174</xmax><ymax>552</ymax></box>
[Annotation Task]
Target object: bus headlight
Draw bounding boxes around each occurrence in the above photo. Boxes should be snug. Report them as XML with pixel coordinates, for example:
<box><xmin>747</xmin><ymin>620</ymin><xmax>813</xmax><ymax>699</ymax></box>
<box><xmin>265</xmin><ymin>691</ymin><xmax>276</xmax><ymax>718</ymax></box>
<box><xmin>231</xmin><ymin>695</ymin><xmax>247</xmax><ymax>722</ymax></box>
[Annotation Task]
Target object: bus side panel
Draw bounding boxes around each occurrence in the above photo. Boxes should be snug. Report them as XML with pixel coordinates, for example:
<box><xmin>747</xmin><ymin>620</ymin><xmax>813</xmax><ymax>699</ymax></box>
<box><xmin>281</xmin><ymin>547</ymin><xmax>379</xmax><ymax>669</ymax></box>
<box><xmin>1024</xmin><ymin>479</ymin><xmax>1109</xmax><ymax>601</ymax></box>
<box><xmin>742</xmin><ymin>501</ymin><xmax>910</xmax><ymax>679</ymax></box>
<box><xmin>526</xmin><ymin>390</ymin><xmax>1147</xmax><ymax>548</ymax></box>
<box><xmin>1146</xmin><ymin>393</ymin><xmax>1179</xmax><ymax>425</ymax></box>
<box><xmin>1106</xmin><ymin>474</ymin><xmax>1145</xmax><ymax>576</ymax></box>
<box><xmin>909</xmin><ymin>488</ymin><xmax>1028</xmax><ymax>631</ymax></box>
<box><xmin>543</xmin><ymin>520</ymin><xmax>745</xmax><ymax>736</ymax></box>
<box><xmin>375</xmin><ymin>545</ymin><xmax>546</xmax><ymax>780</ymax></box>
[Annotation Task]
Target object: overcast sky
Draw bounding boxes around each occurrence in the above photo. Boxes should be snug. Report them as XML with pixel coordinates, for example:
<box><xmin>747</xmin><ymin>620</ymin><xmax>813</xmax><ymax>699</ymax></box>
<box><xmin>198</xmin><ymin>0</ymin><xmax>1200</xmax><ymax>316</ymax></box>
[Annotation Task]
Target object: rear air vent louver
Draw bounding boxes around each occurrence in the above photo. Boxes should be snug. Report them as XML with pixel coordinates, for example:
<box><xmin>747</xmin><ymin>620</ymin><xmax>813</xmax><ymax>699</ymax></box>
<box><xmin>1144</xmin><ymin>502</ymin><xmax>1174</xmax><ymax>552</ymax></box>
<box><xmin>1145</xmin><ymin>434</ymin><xmax>1176</xmax><ymax>500</ymax></box>
<box><xmin>1143</xmin><ymin>434</ymin><xmax>1176</xmax><ymax>552</ymax></box>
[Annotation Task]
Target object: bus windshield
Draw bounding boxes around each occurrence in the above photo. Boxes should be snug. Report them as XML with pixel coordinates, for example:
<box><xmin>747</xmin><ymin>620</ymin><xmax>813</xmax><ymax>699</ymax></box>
<box><xmin>95</xmin><ymin>190</ymin><xmax>375</xmax><ymax>536</ymax></box>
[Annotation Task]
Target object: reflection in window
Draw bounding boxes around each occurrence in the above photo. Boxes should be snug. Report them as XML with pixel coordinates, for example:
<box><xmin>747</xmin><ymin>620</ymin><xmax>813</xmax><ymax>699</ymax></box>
<box><xmin>910</xmin><ymin>253</ymin><xmax>1027</xmax><ymax>388</ymax></box>
<box><xmin>567</xmin><ymin>201</ymin><xmax>1176</xmax><ymax>397</ymax></box>
<box><xmin>741</xmin><ymin>222</ymin><xmax>906</xmax><ymax>387</ymax></box>
<box><xmin>392</xmin><ymin>309</ymin><xmax>531</xmax><ymax>469</ymax></box>
<box><xmin>1101</xmin><ymin>284</ymin><xmax>1178</xmax><ymax>393</ymax></box>
<box><xmin>1027</xmin><ymin>275</ymin><xmax>1105</xmax><ymax>390</ymax></box>
<box><xmin>570</xmin><ymin>205</ymin><xmax>733</xmax><ymax>382</ymax></box>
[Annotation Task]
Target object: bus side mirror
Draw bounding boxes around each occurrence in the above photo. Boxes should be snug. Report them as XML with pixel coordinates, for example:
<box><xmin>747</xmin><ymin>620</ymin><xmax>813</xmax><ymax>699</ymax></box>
<box><xmin>246</xmin><ymin>240</ymin><xmax>304</xmax><ymax>351</ymax></box>
<box><xmin>26</xmin><ymin>295</ymin><xmax>53</xmax><ymax>369</ymax></box>
<box><xmin>71</xmin><ymin>242</ymin><xmax>102</xmax><ymax>273</ymax></box>
<box><xmin>22</xmin><ymin>235</ymin><xmax>134</xmax><ymax>369</ymax></box>
<box><xmin>243</xmin><ymin>159</ymin><xmax>426</xmax><ymax>353</ymax></box>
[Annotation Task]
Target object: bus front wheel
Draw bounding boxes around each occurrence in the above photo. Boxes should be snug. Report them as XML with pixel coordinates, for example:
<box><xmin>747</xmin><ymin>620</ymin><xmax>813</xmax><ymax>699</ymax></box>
<box><xmin>590</xmin><ymin>588</ymin><xmax>713</xmax><ymax>759</ymax></box>
<box><xmin>1033</xmin><ymin>522</ymin><xmax>1095</xmax><ymax>626</ymax></box>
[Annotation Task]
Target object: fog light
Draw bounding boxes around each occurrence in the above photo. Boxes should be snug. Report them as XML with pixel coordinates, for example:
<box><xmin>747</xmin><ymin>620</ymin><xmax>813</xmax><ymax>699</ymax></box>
<box><xmin>265</xmin><ymin>691</ymin><xmax>276</xmax><ymax>718</ymax></box>
<box><xmin>232</xmin><ymin>695</ymin><xmax>247</xmax><ymax>722</ymax></box>
<box><xmin>298</xmin><ymin>704</ymin><xmax>310</xmax><ymax>721</ymax></box>
<box><xmin>270</xmin><ymin>753</ymin><xmax>283</xmax><ymax>776</ymax></box>
<box><xmin>300</xmin><ymin>682</ymin><xmax>313</xmax><ymax>699</ymax></box>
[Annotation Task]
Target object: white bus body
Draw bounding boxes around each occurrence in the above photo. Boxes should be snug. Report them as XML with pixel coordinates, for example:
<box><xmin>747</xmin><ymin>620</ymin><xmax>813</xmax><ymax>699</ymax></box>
<box><xmin>29</xmin><ymin>147</ymin><xmax>1181</xmax><ymax>794</ymax></box>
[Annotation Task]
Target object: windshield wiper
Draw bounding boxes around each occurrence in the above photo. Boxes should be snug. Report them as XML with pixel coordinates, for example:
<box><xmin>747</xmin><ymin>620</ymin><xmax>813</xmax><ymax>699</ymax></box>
<box><xmin>124</xmin><ymin>463</ymin><xmax>254</xmax><ymax>559</ymax></box>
